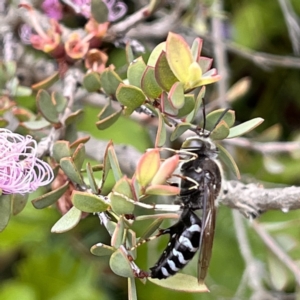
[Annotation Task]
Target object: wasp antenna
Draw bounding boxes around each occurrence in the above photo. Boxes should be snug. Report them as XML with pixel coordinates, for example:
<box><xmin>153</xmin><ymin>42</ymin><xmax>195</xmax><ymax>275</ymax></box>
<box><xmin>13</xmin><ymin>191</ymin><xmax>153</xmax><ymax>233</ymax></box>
<box><xmin>201</xmin><ymin>98</ymin><xmax>207</xmax><ymax>136</ymax></box>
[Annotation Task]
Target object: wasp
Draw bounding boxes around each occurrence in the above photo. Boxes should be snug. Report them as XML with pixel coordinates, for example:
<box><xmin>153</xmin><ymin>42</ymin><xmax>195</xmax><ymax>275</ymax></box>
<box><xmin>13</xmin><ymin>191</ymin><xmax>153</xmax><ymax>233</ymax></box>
<box><xmin>149</xmin><ymin>135</ymin><xmax>222</xmax><ymax>283</ymax></box>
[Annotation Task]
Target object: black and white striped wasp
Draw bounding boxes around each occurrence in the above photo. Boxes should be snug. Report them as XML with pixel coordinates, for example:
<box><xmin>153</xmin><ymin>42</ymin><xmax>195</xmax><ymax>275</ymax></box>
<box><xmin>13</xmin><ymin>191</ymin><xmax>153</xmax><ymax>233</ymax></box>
<box><xmin>149</xmin><ymin>110</ymin><xmax>228</xmax><ymax>283</ymax></box>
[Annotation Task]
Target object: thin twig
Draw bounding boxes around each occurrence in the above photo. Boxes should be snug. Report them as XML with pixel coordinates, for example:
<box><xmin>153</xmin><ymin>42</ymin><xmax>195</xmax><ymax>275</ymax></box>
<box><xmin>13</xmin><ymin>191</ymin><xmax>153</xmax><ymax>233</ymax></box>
<box><xmin>221</xmin><ymin>181</ymin><xmax>300</xmax><ymax>217</ymax></box>
<box><xmin>36</xmin><ymin>68</ymin><xmax>82</xmax><ymax>157</ymax></box>
<box><xmin>232</xmin><ymin>210</ymin><xmax>264</xmax><ymax>293</ymax></box>
<box><xmin>251</xmin><ymin>220</ymin><xmax>300</xmax><ymax>286</ymax></box>
<box><xmin>277</xmin><ymin>0</ymin><xmax>300</xmax><ymax>55</ymax></box>
<box><xmin>211</xmin><ymin>0</ymin><xmax>228</xmax><ymax>108</ymax></box>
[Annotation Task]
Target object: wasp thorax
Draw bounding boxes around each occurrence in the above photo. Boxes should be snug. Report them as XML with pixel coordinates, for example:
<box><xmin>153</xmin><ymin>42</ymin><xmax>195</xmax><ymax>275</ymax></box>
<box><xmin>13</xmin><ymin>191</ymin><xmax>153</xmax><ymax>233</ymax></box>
<box><xmin>181</xmin><ymin>137</ymin><xmax>217</xmax><ymax>158</ymax></box>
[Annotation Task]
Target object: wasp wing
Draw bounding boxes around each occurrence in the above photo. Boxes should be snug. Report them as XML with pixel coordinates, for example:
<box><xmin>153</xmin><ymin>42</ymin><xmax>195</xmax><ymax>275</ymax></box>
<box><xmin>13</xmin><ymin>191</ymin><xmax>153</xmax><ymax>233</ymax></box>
<box><xmin>197</xmin><ymin>182</ymin><xmax>216</xmax><ymax>284</ymax></box>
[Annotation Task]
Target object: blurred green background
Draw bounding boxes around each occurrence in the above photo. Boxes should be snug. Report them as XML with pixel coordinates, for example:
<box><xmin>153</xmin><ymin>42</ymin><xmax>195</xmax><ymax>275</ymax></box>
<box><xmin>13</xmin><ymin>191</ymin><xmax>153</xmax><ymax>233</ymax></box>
<box><xmin>1</xmin><ymin>0</ymin><xmax>300</xmax><ymax>299</ymax></box>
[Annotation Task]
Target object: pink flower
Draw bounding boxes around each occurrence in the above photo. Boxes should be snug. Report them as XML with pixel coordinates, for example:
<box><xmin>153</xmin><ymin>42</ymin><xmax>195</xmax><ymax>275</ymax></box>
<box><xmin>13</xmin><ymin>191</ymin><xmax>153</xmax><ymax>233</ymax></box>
<box><xmin>0</xmin><ymin>129</ymin><xmax>54</xmax><ymax>195</ymax></box>
<box><xmin>41</xmin><ymin>0</ymin><xmax>63</xmax><ymax>20</ymax></box>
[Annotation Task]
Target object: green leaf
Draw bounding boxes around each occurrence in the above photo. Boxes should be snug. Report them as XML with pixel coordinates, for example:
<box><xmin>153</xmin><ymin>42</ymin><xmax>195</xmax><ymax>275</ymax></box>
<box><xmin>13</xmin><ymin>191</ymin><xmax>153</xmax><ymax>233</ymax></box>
<box><xmin>86</xmin><ymin>162</ymin><xmax>99</xmax><ymax>194</ymax></box>
<box><xmin>141</xmin><ymin>66</ymin><xmax>162</xmax><ymax>99</ymax></box>
<box><xmin>111</xmin><ymin>177</ymin><xmax>135</xmax><ymax>215</ymax></box>
<box><xmin>72</xmin><ymin>143</ymin><xmax>86</xmax><ymax>171</ymax></box>
<box><xmin>5</xmin><ymin>61</ymin><xmax>16</xmax><ymax>78</ymax></box>
<box><xmin>228</xmin><ymin>117</ymin><xmax>264</xmax><ymax>138</ymax></box>
<box><xmin>108</xmin><ymin>145</ymin><xmax>123</xmax><ymax>181</ymax></box>
<box><xmin>101</xmin><ymin>141</ymin><xmax>113</xmax><ymax>187</ymax></box>
<box><xmin>83</xmin><ymin>72</ymin><xmax>101</xmax><ymax>92</ymax></box>
<box><xmin>21</xmin><ymin>119</ymin><xmax>50</xmax><ymax>130</ymax></box>
<box><xmin>60</xmin><ymin>157</ymin><xmax>84</xmax><ymax>185</ymax></box>
<box><xmin>51</xmin><ymin>206</ymin><xmax>82</xmax><ymax>233</ymax></box>
<box><xmin>64</xmin><ymin>109</ymin><xmax>84</xmax><ymax>126</ymax></box>
<box><xmin>0</xmin><ymin>195</ymin><xmax>11</xmax><ymax>232</ymax></box>
<box><xmin>127</xmin><ymin>57</ymin><xmax>146</xmax><ymax>88</ymax></box>
<box><xmin>116</xmin><ymin>84</ymin><xmax>146</xmax><ymax>116</ymax></box>
<box><xmin>205</xmin><ymin>109</ymin><xmax>235</xmax><ymax>131</ymax></box>
<box><xmin>36</xmin><ymin>90</ymin><xmax>59</xmax><ymax>124</ymax></box>
<box><xmin>148</xmin><ymin>273</ymin><xmax>209</xmax><ymax>292</ymax></box>
<box><xmin>170</xmin><ymin>123</ymin><xmax>192</xmax><ymax>141</ymax></box>
<box><xmin>126</xmin><ymin>43</ymin><xmax>134</xmax><ymax>64</ymax></box>
<box><xmin>111</xmin><ymin>216</ymin><xmax>125</xmax><ymax>248</ymax></box>
<box><xmin>52</xmin><ymin>91</ymin><xmax>67</xmax><ymax>113</ymax></box>
<box><xmin>210</xmin><ymin>120</ymin><xmax>230</xmax><ymax>140</ymax></box>
<box><xmin>217</xmin><ymin>143</ymin><xmax>240</xmax><ymax>178</ymax></box>
<box><xmin>72</xmin><ymin>191</ymin><xmax>109</xmax><ymax>213</ymax></box>
<box><xmin>91</xmin><ymin>0</ymin><xmax>108</xmax><ymax>23</ymax></box>
<box><xmin>12</xmin><ymin>194</ymin><xmax>28</xmax><ymax>215</ymax></box>
<box><xmin>15</xmin><ymin>86</ymin><xmax>32</xmax><ymax>97</ymax></box>
<box><xmin>155</xmin><ymin>109</ymin><xmax>167</xmax><ymax>147</ymax></box>
<box><xmin>155</xmin><ymin>51</ymin><xmax>178</xmax><ymax>91</ymax></box>
<box><xmin>177</xmin><ymin>94</ymin><xmax>195</xmax><ymax>118</ymax></box>
<box><xmin>147</xmin><ymin>42</ymin><xmax>166</xmax><ymax>67</ymax></box>
<box><xmin>268</xmin><ymin>253</ymin><xmax>289</xmax><ymax>290</ymax></box>
<box><xmin>138</xmin><ymin>218</ymin><xmax>164</xmax><ymax>243</ymax></box>
<box><xmin>100</xmin><ymin>68</ymin><xmax>122</xmax><ymax>96</ymax></box>
<box><xmin>53</xmin><ymin>141</ymin><xmax>71</xmax><ymax>162</ymax></box>
<box><xmin>187</xmin><ymin>86</ymin><xmax>205</xmax><ymax>123</ymax></box>
<box><xmin>109</xmin><ymin>249</ymin><xmax>134</xmax><ymax>278</ymax></box>
<box><xmin>31</xmin><ymin>72</ymin><xmax>59</xmax><ymax>90</ymax></box>
<box><xmin>31</xmin><ymin>181</ymin><xmax>69</xmax><ymax>209</ymax></box>
<box><xmin>96</xmin><ymin>107</ymin><xmax>122</xmax><ymax>130</ymax></box>
<box><xmin>128</xmin><ymin>277</ymin><xmax>138</xmax><ymax>300</ymax></box>
<box><xmin>169</xmin><ymin>82</ymin><xmax>185</xmax><ymax>109</ymax></box>
<box><xmin>91</xmin><ymin>243</ymin><xmax>115</xmax><ymax>256</ymax></box>
<box><xmin>70</xmin><ymin>136</ymin><xmax>90</xmax><ymax>149</ymax></box>
<box><xmin>166</xmin><ymin>32</ymin><xmax>193</xmax><ymax>84</ymax></box>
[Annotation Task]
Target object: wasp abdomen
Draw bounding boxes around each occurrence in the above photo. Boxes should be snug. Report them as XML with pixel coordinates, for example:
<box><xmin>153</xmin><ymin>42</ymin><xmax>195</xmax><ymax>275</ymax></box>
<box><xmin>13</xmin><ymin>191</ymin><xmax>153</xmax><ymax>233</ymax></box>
<box><xmin>150</xmin><ymin>210</ymin><xmax>201</xmax><ymax>279</ymax></box>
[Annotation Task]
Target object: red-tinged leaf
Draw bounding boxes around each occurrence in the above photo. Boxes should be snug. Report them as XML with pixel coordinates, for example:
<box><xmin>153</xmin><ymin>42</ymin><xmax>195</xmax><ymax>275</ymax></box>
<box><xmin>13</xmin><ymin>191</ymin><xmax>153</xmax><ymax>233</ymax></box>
<box><xmin>197</xmin><ymin>68</ymin><xmax>221</xmax><ymax>86</ymax></box>
<box><xmin>145</xmin><ymin>184</ymin><xmax>180</xmax><ymax>196</ymax></box>
<box><xmin>168</xmin><ymin>82</ymin><xmax>185</xmax><ymax>109</ymax></box>
<box><xmin>151</xmin><ymin>155</ymin><xmax>179</xmax><ymax>185</ymax></box>
<box><xmin>148</xmin><ymin>273</ymin><xmax>209</xmax><ymax>293</ymax></box>
<box><xmin>135</xmin><ymin>149</ymin><xmax>160</xmax><ymax>187</ymax></box>
<box><xmin>191</xmin><ymin>38</ymin><xmax>203</xmax><ymax>62</ymax></box>
<box><xmin>166</xmin><ymin>32</ymin><xmax>193</xmax><ymax>84</ymax></box>
<box><xmin>198</xmin><ymin>57</ymin><xmax>213</xmax><ymax>73</ymax></box>
<box><xmin>155</xmin><ymin>108</ymin><xmax>167</xmax><ymax>147</ymax></box>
